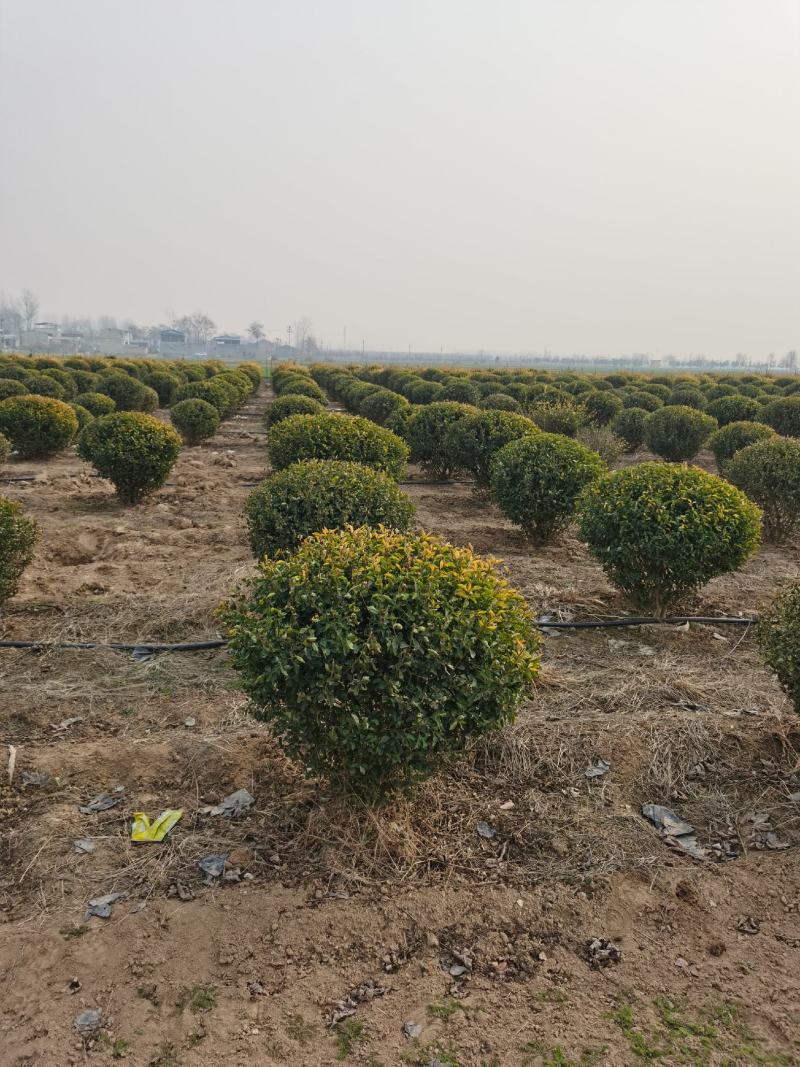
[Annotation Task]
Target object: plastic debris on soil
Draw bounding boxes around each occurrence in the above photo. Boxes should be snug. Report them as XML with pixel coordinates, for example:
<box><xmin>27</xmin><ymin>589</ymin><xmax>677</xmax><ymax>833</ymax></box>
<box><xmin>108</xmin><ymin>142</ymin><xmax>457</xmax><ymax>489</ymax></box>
<box><xmin>73</xmin><ymin>838</ymin><xmax>96</xmax><ymax>854</ymax></box>
<box><xmin>85</xmin><ymin>891</ymin><xmax>126</xmax><ymax>919</ymax></box>
<box><xmin>197</xmin><ymin>853</ymin><xmax>228</xmax><ymax>879</ymax></box>
<box><xmin>199</xmin><ymin>788</ymin><xmax>254</xmax><ymax>818</ymax></box>
<box><xmin>476</xmin><ymin>820</ymin><xmax>497</xmax><ymax>840</ymax></box>
<box><xmin>641</xmin><ymin>803</ymin><xmax>710</xmax><ymax>860</ymax></box>
<box><xmin>79</xmin><ymin>788</ymin><xmax>125</xmax><ymax>814</ymax></box>
<box><xmin>585</xmin><ymin>758</ymin><xmax>611</xmax><ymax>779</ymax></box>
<box><xmin>73</xmin><ymin>1008</ymin><xmax>104</xmax><ymax>1036</ymax></box>
<box><xmin>130</xmin><ymin>809</ymin><xmax>183</xmax><ymax>842</ymax></box>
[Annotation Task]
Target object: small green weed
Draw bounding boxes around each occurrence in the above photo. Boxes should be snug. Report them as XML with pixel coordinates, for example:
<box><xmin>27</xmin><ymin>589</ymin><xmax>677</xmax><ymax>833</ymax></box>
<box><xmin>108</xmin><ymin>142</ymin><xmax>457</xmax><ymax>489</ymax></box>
<box><xmin>334</xmin><ymin>1019</ymin><xmax>368</xmax><ymax>1059</ymax></box>
<box><xmin>136</xmin><ymin>984</ymin><xmax>160</xmax><ymax>1008</ymax></box>
<box><xmin>402</xmin><ymin>1041</ymin><xmax>460</xmax><ymax>1066</ymax></box>
<box><xmin>98</xmin><ymin>1035</ymin><xmax>130</xmax><ymax>1059</ymax></box>
<box><xmin>522</xmin><ymin>1042</ymin><xmax>607</xmax><ymax>1066</ymax></box>
<box><xmin>536</xmin><ymin>987</ymin><xmax>570</xmax><ymax>1005</ymax></box>
<box><xmin>287</xmin><ymin>1013</ymin><xmax>315</xmax><ymax>1045</ymax></box>
<box><xmin>427</xmin><ymin>997</ymin><xmax>460</xmax><ymax>1023</ymax></box>
<box><xmin>150</xmin><ymin>1044</ymin><xmax>178</xmax><ymax>1067</ymax></box>
<box><xmin>175</xmin><ymin>984</ymin><xmax>216</xmax><ymax>1014</ymax></box>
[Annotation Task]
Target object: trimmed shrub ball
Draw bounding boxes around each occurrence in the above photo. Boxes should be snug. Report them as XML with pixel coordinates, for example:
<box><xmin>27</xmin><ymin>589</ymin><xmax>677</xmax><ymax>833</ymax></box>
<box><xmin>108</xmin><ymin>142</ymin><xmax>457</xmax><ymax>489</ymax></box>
<box><xmin>490</xmin><ymin>433</ymin><xmax>605</xmax><ymax>542</ymax></box>
<box><xmin>644</xmin><ymin>405</ymin><xmax>717</xmax><ymax>462</ymax></box>
<box><xmin>77</xmin><ymin>412</ymin><xmax>182</xmax><ymax>503</ymax></box>
<box><xmin>98</xmin><ymin>373</ymin><xmax>159</xmax><ymax>413</ymax></box>
<box><xmin>726</xmin><ymin>437</ymin><xmax>800</xmax><ymax>543</ymax></box>
<box><xmin>358</xmin><ymin>389</ymin><xmax>409</xmax><ymax>427</ymax></box>
<box><xmin>705</xmin><ymin>394</ymin><xmax>761</xmax><ymax>427</ymax></box>
<box><xmin>579</xmin><ymin>463</ymin><xmax>761</xmax><ymax>616</ymax></box>
<box><xmin>707</xmin><ymin>420</ymin><xmax>776</xmax><ymax>470</ymax></box>
<box><xmin>584</xmin><ymin>391</ymin><xmax>623</xmax><ymax>426</ymax></box>
<box><xmin>0</xmin><ymin>496</ymin><xmax>37</xmax><ymax>603</ymax></box>
<box><xmin>170</xmin><ymin>397</ymin><xmax>220</xmax><ymax>444</ymax></box>
<box><xmin>762</xmin><ymin>396</ymin><xmax>800</xmax><ymax>437</ymax></box>
<box><xmin>69</xmin><ymin>404</ymin><xmax>94</xmax><ymax>432</ymax></box>
<box><xmin>267</xmin><ymin>413</ymin><xmax>408</xmax><ymax>480</ymax></box>
<box><xmin>264</xmin><ymin>394</ymin><xmax>325</xmax><ymax>428</ymax></box>
<box><xmin>0</xmin><ymin>432</ymin><xmax>10</xmax><ymax>467</ymax></box>
<box><xmin>0</xmin><ymin>395</ymin><xmax>79</xmax><ymax>458</ymax></box>
<box><xmin>757</xmin><ymin>583</ymin><xmax>800</xmax><ymax>714</ymax></box>
<box><xmin>612</xmin><ymin>407</ymin><xmax>648</xmax><ymax>451</ymax></box>
<box><xmin>0</xmin><ymin>379</ymin><xmax>29</xmax><ymax>402</ymax></box>
<box><xmin>405</xmin><ymin>401</ymin><xmax>477</xmax><ymax>478</ymax></box>
<box><xmin>444</xmin><ymin>409</ymin><xmax>539</xmax><ymax>487</ymax></box>
<box><xmin>440</xmin><ymin>378</ymin><xmax>481</xmax><ymax>405</ymax></box>
<box><xmin>529</xmin><ymin>398</ymin><xmax>585</xmax><ymax>437</ymax></box>
<box><xmin>74</xmin><ymin>391</ymin><xmax>117</xmax><ymax>417</ymax></box>
<box><xmin>479</xmin><ymin>392</ymin><xmax>521</xmax><ymax>413</ymax></box>
<box><xmin>220</xmin><ymin>525</ymin><xmax>541</xmax><ymax>797</ymax></box>
<box><xmin>143</xmin><ymin>370</ymin><xmax>183</xmax><ymax>407</ymax></box>
<box><xmin>245</xmin><ymin>460</ymin><xmax>415</xmax><ymax>557</ymax></box>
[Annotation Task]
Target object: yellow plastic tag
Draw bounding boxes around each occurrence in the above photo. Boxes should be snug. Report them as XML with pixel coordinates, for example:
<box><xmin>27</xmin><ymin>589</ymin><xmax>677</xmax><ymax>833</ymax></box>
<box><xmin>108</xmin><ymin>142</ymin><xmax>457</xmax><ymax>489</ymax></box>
<box><xmin>131</xmin><ymin>809</ymin><xmax>183</xmax><ymax>842</ymax></box>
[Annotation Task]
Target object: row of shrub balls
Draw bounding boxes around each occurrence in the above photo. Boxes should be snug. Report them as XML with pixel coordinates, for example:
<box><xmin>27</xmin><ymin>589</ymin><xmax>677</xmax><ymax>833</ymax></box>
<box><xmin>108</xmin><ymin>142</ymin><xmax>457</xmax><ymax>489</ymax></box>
<box><xmin>215</xmin><ymin>362</ymin><xmax>800</xmax><ymax>797</ymax></box>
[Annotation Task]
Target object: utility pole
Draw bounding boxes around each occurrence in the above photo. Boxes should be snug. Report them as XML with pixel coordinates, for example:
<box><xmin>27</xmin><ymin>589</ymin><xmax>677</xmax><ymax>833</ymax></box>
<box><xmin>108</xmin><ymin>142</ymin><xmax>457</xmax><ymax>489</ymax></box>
<box><xmin>287</xmin><ymin>324</ymin><xmax>292</xmax><ymax>348</ymax></box>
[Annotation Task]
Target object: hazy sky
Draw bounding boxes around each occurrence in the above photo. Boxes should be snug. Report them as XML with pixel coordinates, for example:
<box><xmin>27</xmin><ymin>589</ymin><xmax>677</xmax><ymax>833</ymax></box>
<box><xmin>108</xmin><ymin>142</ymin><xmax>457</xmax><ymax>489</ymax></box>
<box><xmin>1</xmin><ymin>1</ymin><xmax>798</xmax><ymax>357</ymax></box>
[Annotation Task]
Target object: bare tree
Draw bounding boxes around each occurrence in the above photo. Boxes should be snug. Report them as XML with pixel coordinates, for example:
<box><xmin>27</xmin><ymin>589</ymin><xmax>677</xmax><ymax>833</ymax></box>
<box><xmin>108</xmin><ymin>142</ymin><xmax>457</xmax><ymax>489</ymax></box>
<box><xmin>293</xmin><ymin>316</ymin><xmax>312</xmax><ymax>352</ymax></box>
<box><xmin>21</xmin><ymin>289</ymin><xmax>39</xmax><ymax>330</ymax></box>
<box><xmin>0</xmin><ymin>296</ymin><xmax>22</xmax><ymax>337</ymax></box>
<box><xmin>247</xmin><ymin>321</ymin><xmax>265</xmax><ymax>341</ymax></box>
<box><xmin>171</xmin><ymin>311</ymin><xmax>216</xmax><ymax>343</ymax></box>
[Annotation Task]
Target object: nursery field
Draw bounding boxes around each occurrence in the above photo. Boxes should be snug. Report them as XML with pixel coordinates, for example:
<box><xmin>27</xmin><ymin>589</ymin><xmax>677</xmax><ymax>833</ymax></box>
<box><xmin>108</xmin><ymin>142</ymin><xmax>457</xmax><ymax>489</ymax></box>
<box><xmin>1</xmin><ymin>365</ymin><xmax>800</xmax><ymax>1066</ymax></box>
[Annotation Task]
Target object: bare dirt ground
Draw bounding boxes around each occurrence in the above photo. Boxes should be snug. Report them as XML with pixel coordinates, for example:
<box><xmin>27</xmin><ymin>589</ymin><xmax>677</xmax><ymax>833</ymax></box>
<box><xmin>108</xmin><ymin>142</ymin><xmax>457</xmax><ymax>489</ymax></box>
<box><xmin>1</xmin><ymin>384</ymin><xmax>799</xmax><ymax>1066</ymax></box>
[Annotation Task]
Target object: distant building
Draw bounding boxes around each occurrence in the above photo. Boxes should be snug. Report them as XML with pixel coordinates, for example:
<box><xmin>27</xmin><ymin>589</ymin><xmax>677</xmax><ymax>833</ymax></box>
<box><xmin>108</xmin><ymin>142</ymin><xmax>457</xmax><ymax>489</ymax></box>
<box><xmin>212</xmin><ymin>334</ymin><xmax>241</xmax><ymax>347</ymax></box>
<box><xmin>159</xmin><ymin>327</ymin><xmax>186</xmax><ymax>343</ymax></box>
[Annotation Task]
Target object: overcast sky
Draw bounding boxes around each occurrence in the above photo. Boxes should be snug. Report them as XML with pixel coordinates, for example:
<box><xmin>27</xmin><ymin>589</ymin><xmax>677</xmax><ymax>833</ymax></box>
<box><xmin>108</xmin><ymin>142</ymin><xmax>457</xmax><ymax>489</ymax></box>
<box><xmin>1</xmin><ymin>1</ymin><xmax>798</xmax><ymax>358</ymax></box>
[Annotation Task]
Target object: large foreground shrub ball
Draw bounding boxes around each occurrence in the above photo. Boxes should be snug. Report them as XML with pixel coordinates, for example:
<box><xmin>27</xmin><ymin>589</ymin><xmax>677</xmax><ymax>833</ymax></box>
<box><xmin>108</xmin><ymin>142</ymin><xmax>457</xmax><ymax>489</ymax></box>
<box><xmin>220</xmin><ymin>526</ymin><xmax>541</xmax><ymax>797</ymax></box>
<box><xmin>77</xmin><ymin>412</ymin><xmax>182</xmax><ymax>503</ymax></box>
<box><xmin>267</xmin><ymin>413</ymin><xmax>408</xmax><ymax>480</ymax></box>
<box><xmin>405</xmin><ymin>401</ymin><xmax>476</xmax><ymax>478</ymax></box>
<box><xmin>170</xmin><ymin>397</ymin><xmax>220</xmax><ymax>444</ymax></box>
<box><xmin>245</xmin><ymin>460</ymin><xmax>415</xmax><ymax>557</ymax></box>
<box><xmin>762</xmin><ymin>396</ymin><xmax>800</xmax><ymax>437</ymax></box>
<box><xmin>726</xmin><ymin>437</ymin><xmax>800</xmax><ymax>543</ymax></box>
<box><xmin>579</xmin><ymin>463</ymin><xmax>761</xmax><ymax>616</ymax></box>
<box><xmin>490</xmin><ymin>433</ymin><xmax>605</xmax><ymax>542</ymax></box>
<box><xmin>0</xmin><ymin>496</ymin><xmax>37</xmax><ymax>603</ymax></box>
<box><xmin>757</xmin><ymin>584</ymin><xmax>800</xmax><ymax>715</ymax></box>
<box><xmin>644</xmin><ymin>405</ymin><xmax>717</xmax><ymax>462</ymax></box>
<box><xmin>0</xmin><ymin>395</ymin><xmax>79</xmax><ymax>458</ymax></box>
<box><xmin>264</xmin><ymin>394</ymin><xmax>325</xmax><ymax>428</ymax></box>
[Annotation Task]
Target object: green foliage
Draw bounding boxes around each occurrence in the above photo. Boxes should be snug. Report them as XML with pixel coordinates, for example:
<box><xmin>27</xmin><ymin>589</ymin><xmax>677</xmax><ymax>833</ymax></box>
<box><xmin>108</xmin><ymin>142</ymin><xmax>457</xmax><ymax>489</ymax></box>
<box><xmin>69</xmin><ymin>403</ymin><xmax>94</xmax><ymax>432</ymax></box>
<box><xmin>24</xmin><ymin>371</ymin><xmax>67</xmax><ymax>400</ymax></box>
<box><xmin>762</xmin><ymin>395</ymin><xmax>800</xmax><ymax>437</ymax></box>
<box><xmin>77</xmin><ymin>412</ymin><xmax>182</xmax><ymax>503</ymax></box>
<box><xmin>644</xmin><ymin>405</ymin><xmax>717</xmax><ymax>462</ymax></box>
<box><xmin>170</xmin><ymin>397</ymin><xmax>220</xmax><ymax>444</ymax></box>
<box><xmin>0</xmin><ymin>378</ymin><xmax>29</xmax><ymax>402</ymax></box>
<box><xmin>407</xmin><ymin>379</ymin><xmax>445</xmax><ymax>404</ymax></box>
<box><xmin>441</xmin><ymin>377</ymin><xmax>481</xmax><ymax>405</ymax></box>
<box><xmin>268</xmin><ymin>413</ymin><xmax>408</xmax><ymax>479</ymax></box>
<box><xmin>491</xmin><ymin>433</ymin><xmax>605</xmax><ymax>542</ymax></box>
<box><xmin>707</xmin><ymin>420</ymin><xmax>776</xmax><ymax>469</ymax></box>
<box><xmin>621</xmin><ymin>389</ymin><xmax>662</xmax><ymax>412</ymax></box>
<box><xmin>359</xmin><ymin>388</ymin><xmax>409</xmax><ymax>426</ymax></box>
<box><xmin>74</xmin><ymin>391</ymin><xmax>116</xmax><ymax>416</ymax></box>
<box><xmin>174</xmin><ymin>378</ymin><xmax>237</xmax><ymax>417</ymax></box>
<box><xmin>245</xmin><ymin>460</ymin><xmax>415</xmax><ymax>557</ymax></box>
<box><xmin>612</xmin><ymin>407</ymin><xmax>648</xmax><ymax>451</ymax></box>
<box><xmin>726</xmin><ymin>437</ymin><xmax>800</xmax><ymax>542</ymax></box>
<box><xmin>757</xmin><ymin>584</ymin><xmax>800</xmax><ymax>715</ymax></box>
<box><xmin>0</xmin><ymin>433</ymin><xmax>9</xmax><ymax>467</ymax></box>
<box><xmin>529</xmin><ymin>398</ymin><xmax>585</xmax><ymax>437</ymax></box>
<box><xmin>405</xmin><ymin>401</ymin><xmax>477</xmax><ymax>477</ymax></box>
<box><xmin>265</xmin><ymin>393</ymin><xmax>325</xmax><ymax>427</ymax></box>
<box><xmin>0</xmin><ymin>496</ymin><xmax>37</xmax><ymax>603</ymax></box>
<box><xmin>479</xmin><ymin>392</ymin><xmax>521</xmax><ymax>412</ymax></box>
<box><xmin>705</xmin><ymin>394</ymin><xmax>760</xmax><ymax>426</ymax></box>
<box><xmin>144</xmin><ymin>370</ymin><xmax>183</xmax><ymax>406</ymax></box>
<box><xmin>668</xmin><ymin>385</ymin><xmax>706</xmax><ymax>409</ymax></box>
<box><xmin>274</xmin><ymin>374</ymin><xmax>327</xmax><ymax>403</ymax></box>
<box><xmin>384</xmin><ymin>403</ymin><xmax>420</xmax><ymax>442</ymax></box>
<box><xmin>0</xmin><ymin>395</ymin><xmax>79</xmax><ymax>458</ymax></box>
<box><xmin>236</xmin><ymin>361</ymin><xmax>263</xmax><ymax>388</ymax></box>
<box><xmin>98</xmin><ymin>372</ymin><xmax>159</xmax><ymax>412</ymax></box>
<box><xmin>444</xmin><ymin>409</ymin><xmax>538</xmax><ymax>487</ymax></box>
<box><xmin>221</xmin><ymin>526</ymin><xmax>541</xmax><ymax>797</ymax></box>
<box><xmin>584</xmin><ymin>391</ymin><xmax>623</xmax><ymax>425</ymax></box>
<box><xmin>580</xmin><ymin>463</ymin><xmax>761</xmax><ymax>615</ymax></box>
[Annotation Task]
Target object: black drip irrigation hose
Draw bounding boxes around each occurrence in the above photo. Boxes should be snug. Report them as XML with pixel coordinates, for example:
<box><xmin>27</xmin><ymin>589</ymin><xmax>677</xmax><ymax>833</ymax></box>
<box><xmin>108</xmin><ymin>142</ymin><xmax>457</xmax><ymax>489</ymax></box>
<box><xmin>0</xmin><ymin>616</ymin><xmax>756</xmax><ymax>657</ymax></box>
